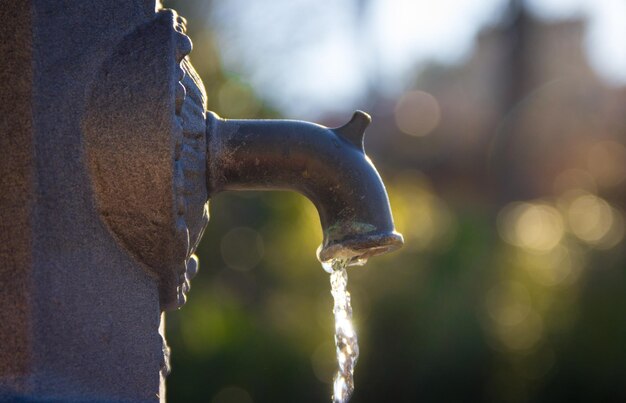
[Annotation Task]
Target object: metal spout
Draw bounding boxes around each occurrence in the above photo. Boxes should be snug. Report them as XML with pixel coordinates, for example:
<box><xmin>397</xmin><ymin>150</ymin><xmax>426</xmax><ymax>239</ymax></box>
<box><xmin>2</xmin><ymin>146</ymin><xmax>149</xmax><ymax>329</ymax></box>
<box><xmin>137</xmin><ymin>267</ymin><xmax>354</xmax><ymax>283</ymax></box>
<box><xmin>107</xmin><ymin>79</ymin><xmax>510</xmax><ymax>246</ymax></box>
<box><xmin>206</xmin><ymin>111</ymin><xmax>403</xmax><ymax>264</ymax></box>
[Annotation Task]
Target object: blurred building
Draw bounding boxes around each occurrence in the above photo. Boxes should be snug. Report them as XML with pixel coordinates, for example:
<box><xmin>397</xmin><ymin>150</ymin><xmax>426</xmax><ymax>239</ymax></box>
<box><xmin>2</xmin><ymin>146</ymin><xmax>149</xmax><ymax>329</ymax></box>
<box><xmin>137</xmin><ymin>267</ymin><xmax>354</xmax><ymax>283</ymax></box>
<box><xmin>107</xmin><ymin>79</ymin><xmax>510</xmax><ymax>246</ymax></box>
<box><xmin>359</xmin><ymin>5</ymin><xmax>626</xmax><ymax>206</ymax></box>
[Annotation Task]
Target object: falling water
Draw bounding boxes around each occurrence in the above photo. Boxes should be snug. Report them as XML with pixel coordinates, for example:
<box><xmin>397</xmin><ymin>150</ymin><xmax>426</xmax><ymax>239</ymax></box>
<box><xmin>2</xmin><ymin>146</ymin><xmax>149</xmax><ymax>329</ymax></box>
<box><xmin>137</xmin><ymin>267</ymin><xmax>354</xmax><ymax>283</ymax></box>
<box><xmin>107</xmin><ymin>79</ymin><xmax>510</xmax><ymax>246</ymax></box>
<box><xmin>323</xmin><ymin>259</ymin><xmax>360</xmax><ymax>403</ymax></box>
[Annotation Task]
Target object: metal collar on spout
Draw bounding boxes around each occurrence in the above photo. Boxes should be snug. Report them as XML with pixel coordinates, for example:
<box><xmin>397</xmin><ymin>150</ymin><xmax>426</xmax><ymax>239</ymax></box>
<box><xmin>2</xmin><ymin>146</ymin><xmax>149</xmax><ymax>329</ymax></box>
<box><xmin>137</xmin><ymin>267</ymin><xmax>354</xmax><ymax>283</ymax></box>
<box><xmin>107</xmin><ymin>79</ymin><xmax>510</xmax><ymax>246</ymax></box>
<box><xmin>205</xmin><ymin>110</ymin><xmax>404</xmax><ymax>265</ymax></box>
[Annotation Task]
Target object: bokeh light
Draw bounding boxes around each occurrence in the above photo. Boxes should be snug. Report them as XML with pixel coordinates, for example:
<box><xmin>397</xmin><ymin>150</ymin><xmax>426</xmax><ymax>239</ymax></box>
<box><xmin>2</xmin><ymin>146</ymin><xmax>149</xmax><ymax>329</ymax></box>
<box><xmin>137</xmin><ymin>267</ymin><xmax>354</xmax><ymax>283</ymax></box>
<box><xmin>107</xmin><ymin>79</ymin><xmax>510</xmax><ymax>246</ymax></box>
<box><xmin>563</xmin><ymin>191</ymin><xmax>624</xmax><ymax>248</ymax></box>
<box><xmin>221</xmin><ymin>227</ymin><xmax>265</xmax><ymax>271</ymax></box>
<box><xmin>521</xmin><ymin>245</ymin><xmax>579</xmax><ymax>287</ymax></box>
<box><xmin>498</xmin><ymin>202</ymin><xmax>564</xmax><ymax>253</ymax></box>
<box><xmin>394</xmin><ymin>90</ymin><xmax>441</xmax><ymax>137</ymax></box>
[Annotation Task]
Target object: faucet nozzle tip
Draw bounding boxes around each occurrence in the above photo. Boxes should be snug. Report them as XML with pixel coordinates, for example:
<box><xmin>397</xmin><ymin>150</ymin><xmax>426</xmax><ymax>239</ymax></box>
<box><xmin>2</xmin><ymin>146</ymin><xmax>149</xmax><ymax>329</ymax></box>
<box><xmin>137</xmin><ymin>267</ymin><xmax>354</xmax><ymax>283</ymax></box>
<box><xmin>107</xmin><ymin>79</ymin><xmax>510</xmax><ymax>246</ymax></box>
<box><xmin>317</xmin><ymin>230</ymin><xmax>404</xmax><ymax>266</ymax></box>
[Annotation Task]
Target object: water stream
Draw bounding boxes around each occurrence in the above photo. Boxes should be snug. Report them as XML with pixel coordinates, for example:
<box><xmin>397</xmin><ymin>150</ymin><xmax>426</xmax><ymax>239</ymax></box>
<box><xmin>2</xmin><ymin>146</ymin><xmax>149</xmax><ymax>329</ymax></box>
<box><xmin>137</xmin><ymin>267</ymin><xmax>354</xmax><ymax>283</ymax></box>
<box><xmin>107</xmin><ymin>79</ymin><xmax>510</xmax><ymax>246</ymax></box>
<box><xmin>323</xmin><ymin>259</ymin><xmax>360</xmax><ymax>403</ymax></box>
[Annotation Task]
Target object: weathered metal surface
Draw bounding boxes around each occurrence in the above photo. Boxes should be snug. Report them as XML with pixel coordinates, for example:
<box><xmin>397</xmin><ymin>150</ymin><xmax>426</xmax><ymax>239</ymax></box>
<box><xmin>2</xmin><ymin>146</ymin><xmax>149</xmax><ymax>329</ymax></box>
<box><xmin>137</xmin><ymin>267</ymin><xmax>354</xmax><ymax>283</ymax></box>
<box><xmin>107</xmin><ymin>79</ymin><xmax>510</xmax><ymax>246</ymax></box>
<box><xmin>206</xmin><ymin>111</ymin><xmax>403</xmax><ymax>264</ymax></box>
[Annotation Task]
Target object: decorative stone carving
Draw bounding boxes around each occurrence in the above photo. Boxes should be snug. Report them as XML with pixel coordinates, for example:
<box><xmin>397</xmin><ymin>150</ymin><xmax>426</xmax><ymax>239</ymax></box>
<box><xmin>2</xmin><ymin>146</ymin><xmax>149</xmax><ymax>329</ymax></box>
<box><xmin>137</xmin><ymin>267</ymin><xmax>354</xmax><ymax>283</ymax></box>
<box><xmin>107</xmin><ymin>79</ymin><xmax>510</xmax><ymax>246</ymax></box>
<box><xmin>83</xmin><ymin>10</ymin><xmax>208</xmax><ymax>311</ymax></box>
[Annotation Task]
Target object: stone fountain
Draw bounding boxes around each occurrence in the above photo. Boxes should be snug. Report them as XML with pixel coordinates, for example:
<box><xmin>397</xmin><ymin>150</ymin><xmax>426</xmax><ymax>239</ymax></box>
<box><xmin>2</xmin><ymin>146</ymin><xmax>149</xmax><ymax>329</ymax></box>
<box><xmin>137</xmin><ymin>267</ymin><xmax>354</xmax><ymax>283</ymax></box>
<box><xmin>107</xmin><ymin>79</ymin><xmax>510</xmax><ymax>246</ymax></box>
<box><xmin>0</xmin><ymin>2</ymin><xmax>401</xmax><ymax>401</ymax></box>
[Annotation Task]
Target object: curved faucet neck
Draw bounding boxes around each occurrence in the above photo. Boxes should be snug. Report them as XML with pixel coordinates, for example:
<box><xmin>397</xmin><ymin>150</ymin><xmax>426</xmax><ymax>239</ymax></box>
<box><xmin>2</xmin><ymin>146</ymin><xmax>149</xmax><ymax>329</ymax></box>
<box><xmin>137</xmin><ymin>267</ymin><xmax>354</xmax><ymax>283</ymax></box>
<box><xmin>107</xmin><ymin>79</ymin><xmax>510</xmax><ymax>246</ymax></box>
<box><xmin>205</xmin><ymin>111</ymin><xmax>403</xmax><ymax>263</ymax></box>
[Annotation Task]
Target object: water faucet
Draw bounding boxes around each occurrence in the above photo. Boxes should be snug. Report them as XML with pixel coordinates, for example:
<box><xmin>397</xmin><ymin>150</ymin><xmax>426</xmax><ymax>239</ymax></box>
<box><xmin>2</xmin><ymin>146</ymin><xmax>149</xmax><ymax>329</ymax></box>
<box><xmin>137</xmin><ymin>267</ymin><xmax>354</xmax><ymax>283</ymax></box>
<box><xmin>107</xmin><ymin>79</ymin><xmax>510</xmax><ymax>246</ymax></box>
<box><xmin>205</xmin><ymin>111</ymin><xmax>403</xmax><ymax>265</ymax></box>
<box><xmin>83</xmin><ymin>9</ymin><xmax>402</xmax><ymax>311</ymax></box>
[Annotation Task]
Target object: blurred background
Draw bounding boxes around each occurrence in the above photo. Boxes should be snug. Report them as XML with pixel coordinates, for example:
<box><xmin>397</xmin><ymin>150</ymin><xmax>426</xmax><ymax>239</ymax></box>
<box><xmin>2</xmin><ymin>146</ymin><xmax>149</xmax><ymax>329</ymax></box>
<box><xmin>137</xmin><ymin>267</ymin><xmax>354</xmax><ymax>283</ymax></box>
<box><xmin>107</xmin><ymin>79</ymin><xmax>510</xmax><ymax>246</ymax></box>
<box><xmin>163</xmin><ymin>0</ymin><xmax>626</xmax><ymax>401</ymax></box>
